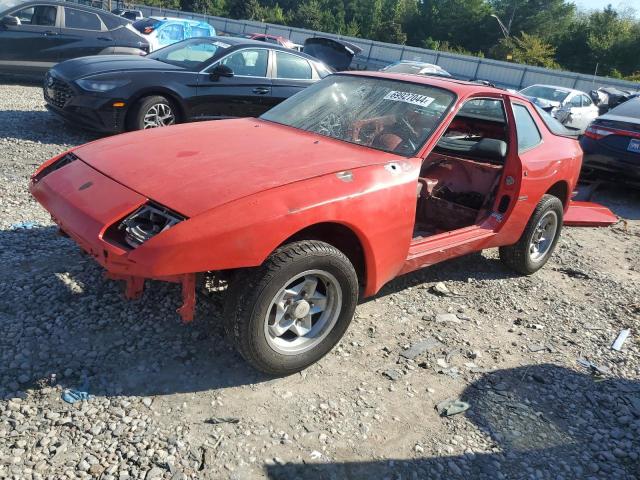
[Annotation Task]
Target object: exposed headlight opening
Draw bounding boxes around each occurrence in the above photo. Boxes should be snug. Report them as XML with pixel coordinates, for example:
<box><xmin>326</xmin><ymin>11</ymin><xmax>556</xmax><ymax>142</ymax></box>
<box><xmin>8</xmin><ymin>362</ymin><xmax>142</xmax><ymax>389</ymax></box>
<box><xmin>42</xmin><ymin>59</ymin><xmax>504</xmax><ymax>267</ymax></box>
<box><xmin>32</xmin><ymin>152</ymin><xmax>78</xmax><ymax>182</ymax></box>
<box><xmin>118</xmin><ymin>203</ymin><xmax>185</xmax><ymax>248</ymax></box>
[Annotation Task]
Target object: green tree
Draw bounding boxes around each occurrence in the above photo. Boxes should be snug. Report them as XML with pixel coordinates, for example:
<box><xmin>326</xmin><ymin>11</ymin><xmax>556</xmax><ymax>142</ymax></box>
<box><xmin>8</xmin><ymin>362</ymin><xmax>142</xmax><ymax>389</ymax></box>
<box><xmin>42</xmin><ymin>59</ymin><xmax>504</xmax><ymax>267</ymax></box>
<box><xmin>489</xmin><ymin>0</ymin><xmax>576</xmax><ymax>42</ymax></box>
<box><xmin>556</xmin><ymin>6</ymin><xmax>640</xmax><ymax>76</ymax></box>
<box><xmin>227</xmin><ymin>0</ymin><xmax>261</xmax><ymax>19</ymax></box>
<box><xmin>180</xmin><ymin>0</ymin><xmax>225</xmax><ymax>15</ymax></box>
<box><xmin>372</xmin><ymin>20</ymin><xmax>406</xmax><ymax>44</ymax></box>
<box><xmin>496</xmin><ymin>31</ymin><xmax>559</xmax><ymax>68</ymax></box>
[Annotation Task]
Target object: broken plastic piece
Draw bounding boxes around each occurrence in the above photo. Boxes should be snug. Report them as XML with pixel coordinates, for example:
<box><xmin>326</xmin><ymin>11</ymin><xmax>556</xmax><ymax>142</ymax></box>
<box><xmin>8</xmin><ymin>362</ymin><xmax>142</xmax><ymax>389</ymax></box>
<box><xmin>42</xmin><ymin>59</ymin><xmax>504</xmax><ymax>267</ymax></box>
<box><xmin>611</xmin><ymin>329</ymin><xmax>630</xmax><ymax>351</ymax></box>
<box><xmin>577</xmin><ymin>357</ymin><xmax>610</xmax><ymax>376</ymax></box>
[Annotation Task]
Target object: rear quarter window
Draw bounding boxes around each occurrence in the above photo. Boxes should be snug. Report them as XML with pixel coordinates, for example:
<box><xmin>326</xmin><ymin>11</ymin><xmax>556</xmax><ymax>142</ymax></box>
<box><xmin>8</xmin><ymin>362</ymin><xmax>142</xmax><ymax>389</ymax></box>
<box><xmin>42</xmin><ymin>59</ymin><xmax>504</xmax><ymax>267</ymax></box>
<box><xmin>101</xmin><ymin>13</ymin><xmax>124</xmax><ymax>30</ymax></box>
<box><xmin>513</xmin><ymin>103</ymin><xmax>542</xmax><ymax>152</ymax></box>
<box><xmin>64</xmin><ymin>8</ymin><xmax>102</xmax><ymax>30</ymax></box>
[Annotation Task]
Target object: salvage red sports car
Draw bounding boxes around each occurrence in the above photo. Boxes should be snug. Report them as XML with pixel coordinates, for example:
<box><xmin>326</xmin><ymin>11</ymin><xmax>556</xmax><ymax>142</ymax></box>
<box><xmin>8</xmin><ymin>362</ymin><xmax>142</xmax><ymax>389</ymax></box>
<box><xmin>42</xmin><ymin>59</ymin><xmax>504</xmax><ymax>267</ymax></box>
<box><xmin>30</xmin><ymin>72</ymin><xmax>616</xmax><ymax>375</ymax></box>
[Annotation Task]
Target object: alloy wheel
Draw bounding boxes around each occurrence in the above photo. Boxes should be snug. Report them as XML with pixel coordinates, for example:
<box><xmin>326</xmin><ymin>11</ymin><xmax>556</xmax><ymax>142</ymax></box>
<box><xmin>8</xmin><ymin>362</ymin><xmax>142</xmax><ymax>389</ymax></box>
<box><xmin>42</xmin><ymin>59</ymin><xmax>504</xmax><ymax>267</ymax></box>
<box><xmin>143</xmin><ymin>103</ymin><xmax>175</xmax><ymax>129</ymax></box>
<box><xmin>264</xmin><ymin>269</ymin><xmax>342</xmax><ymax>355</ymax></box>
<box><xmin>529</xmin><ymin>210</ymin><xmax>558</xmax><ymax>262</ymax></box>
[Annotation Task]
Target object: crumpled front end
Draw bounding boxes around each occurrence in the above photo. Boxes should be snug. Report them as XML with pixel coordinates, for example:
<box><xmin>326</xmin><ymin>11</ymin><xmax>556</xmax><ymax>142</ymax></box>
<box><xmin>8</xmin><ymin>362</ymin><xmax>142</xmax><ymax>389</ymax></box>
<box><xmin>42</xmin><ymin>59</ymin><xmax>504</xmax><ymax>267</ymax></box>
<box><xmin>29</xmin><ymin>151</ymin><xmax>198</xmax><ymax>322</ymax></box>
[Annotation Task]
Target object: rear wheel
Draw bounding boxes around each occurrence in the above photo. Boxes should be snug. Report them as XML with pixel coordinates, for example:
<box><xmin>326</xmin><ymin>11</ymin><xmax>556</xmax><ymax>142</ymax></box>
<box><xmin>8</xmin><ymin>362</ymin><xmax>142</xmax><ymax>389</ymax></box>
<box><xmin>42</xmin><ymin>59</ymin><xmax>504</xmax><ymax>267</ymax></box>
<box><xmin>499</xmin><ymin>194</ymin><xmax>563</xmax><ymax>274</ymax></box>
<box><xmin>223</xmin><ymin>241</ymin><xmax>359</xmax><ymax>375</ymax></box>
<box><xmin>128</xmin><ymin>95</ymin><xmax>177</xmax><ymax>131</ymax></box>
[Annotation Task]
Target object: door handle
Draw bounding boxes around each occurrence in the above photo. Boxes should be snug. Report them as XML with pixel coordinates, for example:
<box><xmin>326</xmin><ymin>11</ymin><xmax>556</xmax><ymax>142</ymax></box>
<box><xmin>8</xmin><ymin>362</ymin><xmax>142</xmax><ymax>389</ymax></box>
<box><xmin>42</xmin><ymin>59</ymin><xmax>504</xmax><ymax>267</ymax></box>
<box><xmin>97</xmin><ymin>36</ymin><xmax>112</xmax><ymax>41</ymax></box>
<box><xmin>43</xmin><ymin>30</ymin><xmax>58</xmax><ymax>36</ymax></box>
<box><xmin>252</xmin><ymin>87</ymin><xmax>269</xmax><ymax>94</ymax></box>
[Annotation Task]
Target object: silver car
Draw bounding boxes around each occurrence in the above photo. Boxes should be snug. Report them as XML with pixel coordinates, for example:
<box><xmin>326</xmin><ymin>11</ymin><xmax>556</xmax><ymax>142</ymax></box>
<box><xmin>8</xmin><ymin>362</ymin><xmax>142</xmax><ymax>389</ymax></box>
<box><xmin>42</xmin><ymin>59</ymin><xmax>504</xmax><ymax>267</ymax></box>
<box><xmin>520</xmin><ymin>84</ymin><xmax>600</xmax><ymax>134</ymax></box>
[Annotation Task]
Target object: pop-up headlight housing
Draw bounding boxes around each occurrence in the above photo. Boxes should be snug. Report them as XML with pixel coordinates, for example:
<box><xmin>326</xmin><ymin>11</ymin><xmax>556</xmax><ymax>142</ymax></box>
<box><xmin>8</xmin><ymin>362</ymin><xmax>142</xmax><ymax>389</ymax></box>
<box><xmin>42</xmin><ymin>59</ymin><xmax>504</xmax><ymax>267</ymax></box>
<box><xmin>105</xmin><ymin>202</ymin><xmax>186</xmax><ymax>249</ymax></box>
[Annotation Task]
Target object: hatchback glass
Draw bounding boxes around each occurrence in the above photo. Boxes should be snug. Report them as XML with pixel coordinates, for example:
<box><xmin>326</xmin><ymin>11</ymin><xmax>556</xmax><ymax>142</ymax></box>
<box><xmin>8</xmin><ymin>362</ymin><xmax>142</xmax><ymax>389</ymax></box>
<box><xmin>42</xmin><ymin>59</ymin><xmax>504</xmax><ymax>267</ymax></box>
<box><xmin>261</xmin><ymin>75</ymin><xmax>456</xmax><ymax>156</ymax></box>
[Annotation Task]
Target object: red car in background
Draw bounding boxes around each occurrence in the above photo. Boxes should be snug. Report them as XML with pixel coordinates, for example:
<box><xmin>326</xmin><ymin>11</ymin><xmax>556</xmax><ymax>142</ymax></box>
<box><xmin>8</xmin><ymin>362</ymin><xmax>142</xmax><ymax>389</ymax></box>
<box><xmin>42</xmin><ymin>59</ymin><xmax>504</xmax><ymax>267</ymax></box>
<box><xmin>30</xmin><ymin>72</ymin><xmax>616</xmax><ymax>375</ymax></box>
<box><xmin>245</xmin><ymin>32</ymin><xmax>297</xmax><ymax>50</ymax></box>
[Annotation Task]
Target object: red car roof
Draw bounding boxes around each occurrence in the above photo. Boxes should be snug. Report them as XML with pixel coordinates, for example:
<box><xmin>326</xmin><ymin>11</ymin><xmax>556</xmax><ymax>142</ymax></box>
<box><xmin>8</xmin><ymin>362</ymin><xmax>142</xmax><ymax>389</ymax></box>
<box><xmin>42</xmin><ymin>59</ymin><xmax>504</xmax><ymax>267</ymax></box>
<box><xmin>343</xmin><ymin>70</ymin><xmax>511</xmax><ymax>97</ymax></box>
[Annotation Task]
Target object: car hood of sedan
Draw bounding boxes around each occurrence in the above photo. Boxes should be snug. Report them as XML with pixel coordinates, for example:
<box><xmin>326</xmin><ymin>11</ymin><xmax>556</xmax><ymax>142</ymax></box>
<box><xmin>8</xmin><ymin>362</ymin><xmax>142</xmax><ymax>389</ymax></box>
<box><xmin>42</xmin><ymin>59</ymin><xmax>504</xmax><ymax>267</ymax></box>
<box><xmin>73</xmin><ymin>119</ymin><xmax>398</xmax><ymax>217</ymax></box>
<box><xmin>52</xmin><ymin>55</ymin><xmax>183</xmax><ymax>80</ymax></box>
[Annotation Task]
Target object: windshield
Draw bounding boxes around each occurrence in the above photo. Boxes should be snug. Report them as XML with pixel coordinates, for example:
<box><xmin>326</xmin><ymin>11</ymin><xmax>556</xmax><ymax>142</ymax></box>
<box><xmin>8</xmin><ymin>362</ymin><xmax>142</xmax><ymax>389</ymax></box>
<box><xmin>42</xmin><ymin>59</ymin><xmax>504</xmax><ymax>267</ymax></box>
<box><xmin>261</xmin><ymin>75</ymin><xmax>456</xmax><ymax>156</ymax></box>
<box><xmin>147</xmin><ymin>38</ymin><xmax>229</xmax><ymax>69</ymax></box>
<box><xmin>520</xmin><ymin>85</ymin><xmax>570</xmax><ymax>103</ymax></box>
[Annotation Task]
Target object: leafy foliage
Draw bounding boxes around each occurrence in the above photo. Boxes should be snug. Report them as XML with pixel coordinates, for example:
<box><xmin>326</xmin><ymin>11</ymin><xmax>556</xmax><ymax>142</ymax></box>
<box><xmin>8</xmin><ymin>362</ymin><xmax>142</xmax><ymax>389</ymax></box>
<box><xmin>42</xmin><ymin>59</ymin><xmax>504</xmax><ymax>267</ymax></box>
<box><xmin>139</xmin><ymin>0</ymin><xmax>640</xmax><ymax>79</ymax></box>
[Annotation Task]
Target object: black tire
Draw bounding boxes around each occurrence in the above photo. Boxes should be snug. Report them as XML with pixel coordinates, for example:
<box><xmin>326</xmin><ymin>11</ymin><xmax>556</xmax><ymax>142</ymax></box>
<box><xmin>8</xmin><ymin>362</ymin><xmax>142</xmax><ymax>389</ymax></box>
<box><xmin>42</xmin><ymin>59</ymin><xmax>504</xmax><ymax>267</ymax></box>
<box><xmin>499</xmin><ymin>194</ymin><xmax>564</xmax><ymax>275</ymax></box>
<box><xmin>223</xmin><ymin>240</ymin><xmax>359</xmax><ymax>375</ymax></box>
<box><xmin>127</xmin><ymin>95</ymin><xmax>177</xmax><ymax>131</ymax></box>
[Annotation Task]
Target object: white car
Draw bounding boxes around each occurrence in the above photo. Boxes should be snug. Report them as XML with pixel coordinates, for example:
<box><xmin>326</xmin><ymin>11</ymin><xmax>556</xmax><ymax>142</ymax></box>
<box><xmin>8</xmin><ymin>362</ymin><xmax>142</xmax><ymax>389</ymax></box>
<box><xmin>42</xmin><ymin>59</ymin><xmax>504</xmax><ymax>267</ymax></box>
<box><xmin>519</xmin><ymin>84</ymin><xmax>600</xmax><ymax>134</ymax></box>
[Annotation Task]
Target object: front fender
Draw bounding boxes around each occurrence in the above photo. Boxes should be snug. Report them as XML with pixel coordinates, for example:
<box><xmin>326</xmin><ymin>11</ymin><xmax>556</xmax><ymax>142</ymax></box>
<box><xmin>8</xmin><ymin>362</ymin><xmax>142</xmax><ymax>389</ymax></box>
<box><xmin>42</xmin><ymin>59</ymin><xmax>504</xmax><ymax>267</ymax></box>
<box><xmin>128</xmin><ymin>158</ymin><xmax>421</xmax><ymax>295</ymax></box>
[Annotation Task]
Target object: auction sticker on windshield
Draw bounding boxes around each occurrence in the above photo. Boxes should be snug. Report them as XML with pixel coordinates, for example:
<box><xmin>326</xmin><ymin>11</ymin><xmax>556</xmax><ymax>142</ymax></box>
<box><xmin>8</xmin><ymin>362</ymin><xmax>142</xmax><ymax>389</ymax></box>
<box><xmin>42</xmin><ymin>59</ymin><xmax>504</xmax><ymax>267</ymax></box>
<box><xmin>384</xmin><ymin>91</ymin><xmax>435</xmax><ymax>107</ymax></box>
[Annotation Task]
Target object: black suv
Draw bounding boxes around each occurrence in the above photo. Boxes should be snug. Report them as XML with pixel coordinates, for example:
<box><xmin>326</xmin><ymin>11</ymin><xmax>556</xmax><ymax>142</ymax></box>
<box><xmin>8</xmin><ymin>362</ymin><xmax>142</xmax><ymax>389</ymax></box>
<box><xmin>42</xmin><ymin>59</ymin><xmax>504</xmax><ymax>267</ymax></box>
<box><xmin>0</xmin><ymin>0</ymin><xmax>149</xmax><ymax>75</ymax></box>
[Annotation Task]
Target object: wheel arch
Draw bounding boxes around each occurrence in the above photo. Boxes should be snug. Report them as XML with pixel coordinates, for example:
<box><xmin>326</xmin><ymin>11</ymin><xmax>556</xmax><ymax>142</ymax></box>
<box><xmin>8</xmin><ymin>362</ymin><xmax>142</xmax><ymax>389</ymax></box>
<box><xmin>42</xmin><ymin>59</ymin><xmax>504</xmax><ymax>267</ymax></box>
<box><xmin>278</xmin><ymin>222</ymin><xmax>370</xmax><ymax>291</ymax></box>
<box><xmin>127</xmin><ymin>88</ymin><xmax>187</xmax><ymax>124</ymax></box>
<box><xmin>545</xmin><ymin>180</ymin><xmax>569</xmax><ymax>209</ymax></box>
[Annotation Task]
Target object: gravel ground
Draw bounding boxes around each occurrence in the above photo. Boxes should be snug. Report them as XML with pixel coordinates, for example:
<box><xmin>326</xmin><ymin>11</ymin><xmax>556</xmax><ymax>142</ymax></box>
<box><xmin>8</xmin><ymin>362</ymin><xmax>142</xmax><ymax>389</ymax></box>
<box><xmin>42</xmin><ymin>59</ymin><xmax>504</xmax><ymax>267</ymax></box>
<box><xmin>1</xmin><ymin>82</ymin><xmax>639</xmax><ymax>480</ymax></box>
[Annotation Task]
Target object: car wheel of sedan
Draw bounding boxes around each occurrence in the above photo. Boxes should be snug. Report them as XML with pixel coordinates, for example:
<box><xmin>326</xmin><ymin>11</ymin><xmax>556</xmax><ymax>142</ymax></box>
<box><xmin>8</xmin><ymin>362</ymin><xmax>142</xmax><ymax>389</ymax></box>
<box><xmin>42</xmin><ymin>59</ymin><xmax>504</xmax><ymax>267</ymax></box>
<box><xmin>499</xmin><ymin>194</ymin><xmax>563</xmax><ymax>275</ymax></box>
<box><xmin>224</xmin><ymin>240</ymin><xmax>359</xmax><ymax>375</ymax></box>
<box><xmin>128</xmin><ymin>95</ymin><xmax>177</xmax><ymax>131</ymax></box>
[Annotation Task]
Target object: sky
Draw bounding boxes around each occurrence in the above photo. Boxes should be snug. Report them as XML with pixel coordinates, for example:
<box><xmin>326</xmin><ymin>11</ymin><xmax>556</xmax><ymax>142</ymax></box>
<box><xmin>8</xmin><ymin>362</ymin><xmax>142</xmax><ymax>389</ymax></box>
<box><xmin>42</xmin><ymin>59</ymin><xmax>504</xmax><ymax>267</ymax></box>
<box><xmin>574</xmin><ymin>0</ymin><xmax>638</xmax><ymax>11</ymax></box>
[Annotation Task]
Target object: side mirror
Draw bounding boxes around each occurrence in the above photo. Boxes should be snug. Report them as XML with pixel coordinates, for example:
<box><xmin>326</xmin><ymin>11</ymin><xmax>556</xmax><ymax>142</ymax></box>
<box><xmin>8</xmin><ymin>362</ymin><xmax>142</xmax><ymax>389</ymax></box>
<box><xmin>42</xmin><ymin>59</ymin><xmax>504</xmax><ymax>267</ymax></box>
<box><xmin>1</xmin><ymin>15</ymin><xmax>19</xmax><ymax>26</ymax></box>
<box><xmin>209</xmin><ymin>64</ymin><xmax>233</xmax><ymax>80</ymax></box>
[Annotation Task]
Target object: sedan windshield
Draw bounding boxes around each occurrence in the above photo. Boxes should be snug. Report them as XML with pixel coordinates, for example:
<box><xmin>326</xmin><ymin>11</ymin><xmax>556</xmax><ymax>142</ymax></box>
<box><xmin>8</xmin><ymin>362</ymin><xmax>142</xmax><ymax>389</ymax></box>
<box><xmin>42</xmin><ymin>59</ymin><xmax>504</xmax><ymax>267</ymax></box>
<box><xmin>261</xmin><ymin>75</ymin><xmax>456</xmax><ymax>156</ymax></box>
<box><xmin>147</xmin><ymin>38</ymin><xmax>230</xmax><ymax>70</ymax></box>
<box><xmin>520</xmin><ymin>85</ymin><xmax>570</xmax><ymax>103</ymax></box>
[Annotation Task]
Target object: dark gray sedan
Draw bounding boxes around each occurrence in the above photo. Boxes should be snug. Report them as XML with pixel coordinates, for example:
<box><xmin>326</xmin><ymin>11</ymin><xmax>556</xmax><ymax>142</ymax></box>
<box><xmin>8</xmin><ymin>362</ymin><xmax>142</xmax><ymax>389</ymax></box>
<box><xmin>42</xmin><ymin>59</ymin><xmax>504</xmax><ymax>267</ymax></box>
<box><xmin>0</xmin><ymin>0</ymin><xmax>149</xmax><ymax>75</ymax></box>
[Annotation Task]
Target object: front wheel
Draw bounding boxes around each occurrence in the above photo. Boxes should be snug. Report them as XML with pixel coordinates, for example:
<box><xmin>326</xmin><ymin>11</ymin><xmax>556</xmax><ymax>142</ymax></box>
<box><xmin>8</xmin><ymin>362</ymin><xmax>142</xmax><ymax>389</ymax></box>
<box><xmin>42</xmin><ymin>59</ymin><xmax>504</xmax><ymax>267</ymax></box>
<box><xmin>499</xmin><ymin>194</ymin><xmax>563</xmax><ymax>275</ymax></box>
<box><xmin>223</xmin><ymin>241</ymin><xmax>359</xmax><ymax>375</ymax></box>
<box><xmin>127</xmin><ymin>95</ymin><xmax>177</xmax><ymax>131</ymax></box>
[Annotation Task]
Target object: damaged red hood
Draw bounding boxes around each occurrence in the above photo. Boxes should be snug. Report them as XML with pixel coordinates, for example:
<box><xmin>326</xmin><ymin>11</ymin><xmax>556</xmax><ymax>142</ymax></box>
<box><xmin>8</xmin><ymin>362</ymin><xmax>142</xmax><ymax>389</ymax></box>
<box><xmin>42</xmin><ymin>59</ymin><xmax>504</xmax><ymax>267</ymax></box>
<box><xmin>74</xmin><ymin>119</ymin><xmax>395</xmax><ymax>217</ymax></box>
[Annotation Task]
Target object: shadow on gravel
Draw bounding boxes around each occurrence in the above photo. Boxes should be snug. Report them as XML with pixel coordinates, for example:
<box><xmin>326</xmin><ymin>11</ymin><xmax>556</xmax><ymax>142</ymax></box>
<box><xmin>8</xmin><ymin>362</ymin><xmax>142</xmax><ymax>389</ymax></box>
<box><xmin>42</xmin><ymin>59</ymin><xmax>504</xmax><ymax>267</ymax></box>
<box><xmin>369</xmin><ymin>251</ymin><xmax>520</xmax><ymax>301</ymax></box>
<box><xmin>0</xmin><ymin>109</ymin><xmax>97</xmax><ymax>144</ymax></box>
<box><xmin>265</xmin><ymin>364</ymin><xmax>640</xmax><ymax>480</ymax></box>
<box><xmin>0</xmin><ymin>226</ymin><xmax>267</xmax><ymax>400</ymax></box>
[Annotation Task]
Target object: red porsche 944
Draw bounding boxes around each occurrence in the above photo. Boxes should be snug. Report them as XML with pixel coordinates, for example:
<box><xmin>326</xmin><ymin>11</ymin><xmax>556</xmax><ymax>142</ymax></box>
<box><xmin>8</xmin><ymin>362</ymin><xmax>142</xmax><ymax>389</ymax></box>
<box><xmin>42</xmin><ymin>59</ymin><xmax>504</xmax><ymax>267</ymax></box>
<box><xmin>30</xmin><ymin>72</ymin><xmax>616</xmax><ymax>374</ymax></box>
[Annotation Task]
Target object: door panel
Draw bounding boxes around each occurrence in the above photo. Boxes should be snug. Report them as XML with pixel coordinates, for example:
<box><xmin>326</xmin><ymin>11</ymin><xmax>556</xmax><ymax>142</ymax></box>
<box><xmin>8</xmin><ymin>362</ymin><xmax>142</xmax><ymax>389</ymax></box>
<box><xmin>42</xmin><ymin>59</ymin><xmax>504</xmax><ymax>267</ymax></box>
<box><xmin>0</xmin><ymin>4</ymin><xmax>61</xmax><ymax>72</ymax></box>
<box><xmin>194</xmin><ymin>74</ymin><xmax>272</xmax><ymax>118</ymax></box>
<box><xmin>57</xmin><ymin>7</ymin><xmax>111</xmax><ymax>62</ymax></box>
